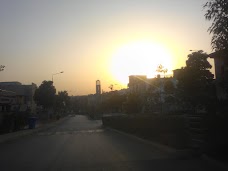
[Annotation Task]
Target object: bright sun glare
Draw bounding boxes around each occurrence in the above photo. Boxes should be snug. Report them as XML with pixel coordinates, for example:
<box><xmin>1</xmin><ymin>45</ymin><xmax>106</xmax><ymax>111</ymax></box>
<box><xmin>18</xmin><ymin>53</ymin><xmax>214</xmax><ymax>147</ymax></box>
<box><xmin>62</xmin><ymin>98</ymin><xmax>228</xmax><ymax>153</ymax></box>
<box><xmin>110</xmin><ymin>40</ymin><xmax>173</xmax><ymax>86</ymax></box>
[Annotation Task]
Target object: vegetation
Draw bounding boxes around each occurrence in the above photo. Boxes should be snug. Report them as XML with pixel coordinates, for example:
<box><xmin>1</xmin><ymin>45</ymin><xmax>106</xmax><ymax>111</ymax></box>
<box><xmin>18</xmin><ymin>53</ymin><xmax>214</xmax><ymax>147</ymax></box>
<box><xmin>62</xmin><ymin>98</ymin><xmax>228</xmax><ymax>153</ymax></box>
<box><xmin>163</xmin><ymin>79</ymin><xmax>176</xmax><ymax>103</ymax></box>
<box><xmin>204</xmin><ymin>0</ymin><xmax>228</xmax><ymax>50</ymax></box>
<box><xmin>124</xmin><ymin>92</ymin><xmax>141</xmax><ymax>114</ymax></box>
<box><xmin>176</xmin><ymin>50</ymin><xmax>215</xmax><ymax>112</ymax></box>
<box><xmin>34</xmin><ymin>81</ymin><xmax>56</xmax><ymax>109</ymax></box>
<box><xmin>156</xmin><ymin>64</ymin><xmax>168</xmax><ymax>77</ymax></box>
<box><xmin>101</xmin><ymin>91</ymin><xmax>126</xmax><ymax>113</ymax></box>
<box><xmin>164</xmin><ymin>79</ymin><xmax>175</xmax><ymax>95</ymax></box>
<box><xmin>54</xmin><ymin>91</ymin><xmax>70</xmax><ymax>115</ymax></box>
<box><xmin>0</xmin><ymin>65</ymin><xmax>5</xmax><ymax>72</ymax></box>
<box><xmin>145</xmin><ymin>79</ymin><xmax>162</xmax><ymax>113</ymax></box>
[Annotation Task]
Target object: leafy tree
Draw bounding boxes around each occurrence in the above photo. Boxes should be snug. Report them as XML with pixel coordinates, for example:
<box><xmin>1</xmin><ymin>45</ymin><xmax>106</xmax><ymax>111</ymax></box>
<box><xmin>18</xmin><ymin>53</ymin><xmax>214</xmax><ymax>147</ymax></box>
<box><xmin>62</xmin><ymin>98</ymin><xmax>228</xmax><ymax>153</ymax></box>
<box><xmin>146</xmin><ymin>90</ymin><xmax>160</xmax><ymax>113</ymax></box>
<box><xmin>101</xmin><ymin>92</ymin><xmax>126</xmax><ymax>113</ymax></box>
<box><xmin>0</xmin><ymin>65</ymin><xmax>5</xmax><ymax>71</ymax></box>
<box><xmin>125</xmin><ymin>93</ymin><xmax>142</xmax><ymax>114</ymax></box>
<box><xmin>34</xmin><ymin>81</ymin><xmax>56</xmax><ymax>109</ymax></box>
<box><xmin>156</xmin><ymin>64</ymin><xmax>168</xmax><ymax>77</ymax></box>
<box><xmin>176</xmin><ymin>50</ymin><xmax>215</xmax><ymax>112</ymax></box>
<box><xmin>164</xmin><ymin>79</ymin><xmax>176</xmax><ymax>103</ymax></box>
<box><xmin>185</xmin><ymin>50</ymin><xmax>214</xmax><ymax>80</ymax></box>
<box><xmin>54</xmin><ymin>91</ymin><xmax>70</xmax><ymax>113</ymax></box>
<box><xmin>204</xmin><ymin>0</ymin><xmax>228</xmax><ymax>50</ymax></box>
<box><xmin>164</xmin><ymin>79</ymin><xmax>175</xmax><ymax>94</ymax></box>
<box><xmin>149</xmin><ymin>78</ymin><xmax>162</xmax><ymax>100</ymax></box>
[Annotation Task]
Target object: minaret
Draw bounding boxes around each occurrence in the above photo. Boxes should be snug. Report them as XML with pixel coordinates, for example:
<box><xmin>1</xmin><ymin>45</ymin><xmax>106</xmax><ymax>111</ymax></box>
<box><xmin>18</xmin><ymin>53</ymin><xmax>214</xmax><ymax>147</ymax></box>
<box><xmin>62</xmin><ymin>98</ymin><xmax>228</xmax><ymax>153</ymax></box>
<box><xmin>96</xmin><ymin>80</ymin><xmax>101</xmax><ymax>95</ymax></box>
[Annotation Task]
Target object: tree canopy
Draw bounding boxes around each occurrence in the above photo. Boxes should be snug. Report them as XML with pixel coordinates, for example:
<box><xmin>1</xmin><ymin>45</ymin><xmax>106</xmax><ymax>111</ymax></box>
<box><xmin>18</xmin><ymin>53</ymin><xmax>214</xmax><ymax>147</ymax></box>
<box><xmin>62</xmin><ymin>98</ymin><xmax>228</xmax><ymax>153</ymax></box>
<box><xmin>54</xmin><ymin>91</ymin><xmax>70</xmax><ymax>112</ymax></box>
<box><xmin>185</xmin><ymin>50</ymin><xmax>214</xmax><ymax>81</ymax></box>
<box><xmin>34</xmin><ymin>81</ymin><xmax>56</xmax><ymax>109</ymax></box>
<box><xmin>0</xmin><ymin>65</ymin><xmax>5</xmax><ymax>72</ymax></box>
<box><xmin>100</xmin><ymin>91</ymin><xmax>126</xmax><ymax>113</ymax></box>
<box><xmin>176</xmin><ymin>50</ymin><xmax>215</xmax><ymax>111</ymax></box>
<box><xmin>164</xmin><ymin>79</ymin><xmax>175</xmax><ymax>95</ymax></box>
<box><xmin>204</xmin><ymin>0</ymin><xmax>228</xmax><ymax>50</ymax></box>
<box><xmin>125</xmin><ymin>93</ymin><xmax>138</xmax><ymax>114</ymax></box>
<box><xmin>156</xmin><ymin>64</ymin><xmax>168</xmax><ymax>77</ymax></box>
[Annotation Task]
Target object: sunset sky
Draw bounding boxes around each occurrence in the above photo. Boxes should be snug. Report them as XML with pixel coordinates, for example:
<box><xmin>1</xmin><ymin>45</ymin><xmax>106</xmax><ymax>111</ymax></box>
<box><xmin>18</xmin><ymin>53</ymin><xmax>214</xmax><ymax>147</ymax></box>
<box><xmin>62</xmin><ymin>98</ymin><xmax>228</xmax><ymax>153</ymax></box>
<box><xmin>0</xmin><ymin>0</ymin><xmax>213</xmax><ymax>95</ymax></box>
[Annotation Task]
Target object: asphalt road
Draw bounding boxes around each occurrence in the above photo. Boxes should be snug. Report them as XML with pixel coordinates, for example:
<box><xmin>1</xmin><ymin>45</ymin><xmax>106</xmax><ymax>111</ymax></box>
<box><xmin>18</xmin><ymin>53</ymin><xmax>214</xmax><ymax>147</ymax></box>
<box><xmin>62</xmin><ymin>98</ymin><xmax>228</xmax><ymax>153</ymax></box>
<box><xmin>0</xmin><ymin>115</ymin><xmax>225</xmax><ymax>171</ymax></box>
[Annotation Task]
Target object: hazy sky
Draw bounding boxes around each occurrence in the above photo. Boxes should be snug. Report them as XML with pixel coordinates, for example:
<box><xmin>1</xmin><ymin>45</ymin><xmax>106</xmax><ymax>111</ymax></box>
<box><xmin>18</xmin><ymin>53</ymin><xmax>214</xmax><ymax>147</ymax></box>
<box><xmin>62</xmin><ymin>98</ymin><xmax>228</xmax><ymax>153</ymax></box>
<box><xmin>0</xmin><ymin>0</ymin><xmax>213</xmax><ymax>95</ymax></box>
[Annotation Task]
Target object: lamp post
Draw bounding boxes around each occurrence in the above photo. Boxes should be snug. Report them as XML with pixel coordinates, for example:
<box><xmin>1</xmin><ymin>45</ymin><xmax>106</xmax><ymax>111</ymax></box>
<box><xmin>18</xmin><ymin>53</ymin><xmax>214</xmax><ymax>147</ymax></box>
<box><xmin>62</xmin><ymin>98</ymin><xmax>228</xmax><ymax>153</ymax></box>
<box><xmin>52</xmin><ymin>71</ymin><xmax>64</xmax><ymax>83</ymax></box>
<box><xmin>189</xmin><ymin>49</ymin><xmax>202</xmax><ymax>52</ymax></box>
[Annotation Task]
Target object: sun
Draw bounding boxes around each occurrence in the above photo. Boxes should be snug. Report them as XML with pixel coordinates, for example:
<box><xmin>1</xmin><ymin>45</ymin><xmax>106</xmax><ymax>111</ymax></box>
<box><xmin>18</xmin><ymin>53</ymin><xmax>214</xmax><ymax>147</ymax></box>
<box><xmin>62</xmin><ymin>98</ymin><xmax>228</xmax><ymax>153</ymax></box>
<box><xmin>110</xmin><ymin>40</ymin><xmax>173</xmax><ymax>85</ymax></box>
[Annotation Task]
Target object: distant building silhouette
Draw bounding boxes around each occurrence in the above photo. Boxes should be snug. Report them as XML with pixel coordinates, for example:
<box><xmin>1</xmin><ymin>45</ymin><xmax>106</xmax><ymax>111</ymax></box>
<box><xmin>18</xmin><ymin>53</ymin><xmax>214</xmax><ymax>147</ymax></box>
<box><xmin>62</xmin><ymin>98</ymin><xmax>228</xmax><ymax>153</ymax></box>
<box><xmin>96</xmin><ymin>80</ymin><xmax>101</xmax><ymax>95</ymax></box>
<box><xmin>128</xmin><ymin>75</ymin><xmax>147</xmax><ymax>93</ymax></box>
<box><xmin>173</xmin><ymin>68</ymin><xmax>183</xmax><ymax>79</ymax></box>
<box><xmin>127</xmin><ymin>74</ymin><xmax>179</xmax><ymax>113</ymax></box>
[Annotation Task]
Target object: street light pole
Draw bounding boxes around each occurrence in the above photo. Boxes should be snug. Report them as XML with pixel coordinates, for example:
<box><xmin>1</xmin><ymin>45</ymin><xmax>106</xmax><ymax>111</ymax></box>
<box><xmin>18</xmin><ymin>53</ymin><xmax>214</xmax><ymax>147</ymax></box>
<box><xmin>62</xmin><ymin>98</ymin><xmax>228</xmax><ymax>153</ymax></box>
<box><xmin>189</xmin><ymin>50</ymin><xmax>201</xmax><ymax>52</ymax></box>
<box><xmin>52</xmin><ymin>71</ymin><xmax>64</xmax><ymax>82</ymax></box>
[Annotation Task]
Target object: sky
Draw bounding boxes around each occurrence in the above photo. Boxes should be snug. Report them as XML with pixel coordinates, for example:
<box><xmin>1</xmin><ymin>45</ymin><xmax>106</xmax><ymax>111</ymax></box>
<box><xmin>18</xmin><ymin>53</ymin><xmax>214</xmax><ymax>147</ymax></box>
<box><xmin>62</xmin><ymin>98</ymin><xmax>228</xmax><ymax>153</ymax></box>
<box><xmin>0</xmin><ymin>0</ymin><xmax>214</xmax><ymax>95</ymax></box>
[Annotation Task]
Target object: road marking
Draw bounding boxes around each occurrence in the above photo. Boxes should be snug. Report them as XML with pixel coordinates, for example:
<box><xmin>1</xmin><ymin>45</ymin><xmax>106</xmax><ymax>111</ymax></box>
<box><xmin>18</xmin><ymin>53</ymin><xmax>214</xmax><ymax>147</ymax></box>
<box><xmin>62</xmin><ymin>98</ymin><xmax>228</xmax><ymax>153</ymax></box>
<box><xmin>37</xmin><ymin>129</ymin><xmax>104</xmax><ymax>136</ymax></box>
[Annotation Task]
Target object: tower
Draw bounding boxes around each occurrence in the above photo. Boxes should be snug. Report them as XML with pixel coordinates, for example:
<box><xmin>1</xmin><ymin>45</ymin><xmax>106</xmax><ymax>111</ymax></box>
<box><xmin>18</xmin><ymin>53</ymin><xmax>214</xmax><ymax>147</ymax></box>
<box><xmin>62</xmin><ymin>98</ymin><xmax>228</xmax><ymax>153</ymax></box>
<box><xmin>96</xmin><ymin>80</ymin><xmax>101</xmax><ymax>95</ymax></box>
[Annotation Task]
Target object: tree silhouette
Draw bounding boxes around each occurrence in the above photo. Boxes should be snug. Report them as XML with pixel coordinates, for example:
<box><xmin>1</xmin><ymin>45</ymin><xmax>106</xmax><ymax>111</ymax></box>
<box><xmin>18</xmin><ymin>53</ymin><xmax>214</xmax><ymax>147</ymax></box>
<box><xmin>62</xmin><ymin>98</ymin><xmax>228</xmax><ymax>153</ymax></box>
<box><xmin>101</xmin><ymin>91</ymin><xmax>126</xmax><ymax>113</ymax></box>
<box><xmin>204</xmin><ymin>0</ymin><xmax>228</xmax><ymax>50</ymax></box>
<box><xmin>156</xmin><ymin>64</ymin><xmax>168</xmax><ymax>77</ymax></box>
<box><xmin>109</xmin><ymin>84</ymin><xmax>113</xmax><ymax>91</ymax></box>
<box><xmin>54</xmin><ymin>91</ymin><xmax>70</xmax><ymax>116</ymax></box>
<box><xmin>164</xmin><ymin>79</ymin><xmax>175</xmax><ymax>94</ymax></box>
<box><xmin>125</xmin><ymin>92</ymin><xmax>141</xmax><ymax>114</ymax></box>
<box><xmin>34</xmin><ymin>81</ymin><xmax>56</xmax><ymax>109</ymax></box>
<box><xmin>176</xmin><ymin>50</ymin><xmax>215</xmax><ymax>112</ymax></box>
<box><xmin>0</xmin><ymin>65</ymin><xmax>5</xmax><ymax>72</ymax></box>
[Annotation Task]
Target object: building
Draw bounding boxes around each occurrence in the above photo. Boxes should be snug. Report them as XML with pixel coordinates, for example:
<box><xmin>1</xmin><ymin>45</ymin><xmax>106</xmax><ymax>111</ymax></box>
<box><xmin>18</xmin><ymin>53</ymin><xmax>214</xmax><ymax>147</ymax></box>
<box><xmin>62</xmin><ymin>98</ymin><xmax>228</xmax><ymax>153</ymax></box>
<box><xmin>96</xmin><ymin>80</ymin><xmax>101</xmax><ymax>95</ymax></box>
<box><xmin>209</xmin><ymin>50</ymin><xmax>228</xmax><ymax>99</ymax></box>
<box><xmin>128</xmin><ymin>75</ymin><xmax>148</xmax><ymax>93</ymax></box>
<box><xmin>127</xmin><ymin>74</ymin><xmax>178</xmax><ymax>114</ymax></box>
<box><xmin>0</xmin><ymin>82</ymin><xmax>37</xmax><ymax>113</ymax></box>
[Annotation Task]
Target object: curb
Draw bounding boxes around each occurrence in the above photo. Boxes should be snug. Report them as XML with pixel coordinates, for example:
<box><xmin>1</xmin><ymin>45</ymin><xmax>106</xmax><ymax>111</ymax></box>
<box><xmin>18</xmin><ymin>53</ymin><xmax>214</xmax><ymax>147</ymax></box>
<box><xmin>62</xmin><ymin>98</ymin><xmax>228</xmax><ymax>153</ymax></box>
<box><xmin>0</xmin><ymin>116</ymin><xmax>70</xmax><ymax>144</ymax></box>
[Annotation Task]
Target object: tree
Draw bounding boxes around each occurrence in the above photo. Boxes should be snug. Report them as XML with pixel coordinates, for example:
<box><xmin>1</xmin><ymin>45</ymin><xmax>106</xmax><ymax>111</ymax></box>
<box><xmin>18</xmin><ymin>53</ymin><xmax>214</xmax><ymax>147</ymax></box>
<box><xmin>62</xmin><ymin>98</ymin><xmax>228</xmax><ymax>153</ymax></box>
<box><xmin>54</xmin><ymin>91</ymin><xmax>70</xmax><ymax>113</ymax></box>
<box><xmin>109</xmin><ymin>84</ymin><xmax>114</xmax><ymax>91</ymax></box>
<box><xmin>164</xmin><ymin>79</ymin><xmax>176</xmax><ymax>103</ymax></box>
<box><xmin>156</xmin><ymin>64</ymin><xmax>168</xmax><ymax>77</ymax></box>
<box><xmin>176</xmin><ymin>50</ymin><xmax>215</xmax><ymax>112</ymax></box>
<box><xmin>34</xmin><ymin>81</ymin><xmax>56</xmax><ymax>109</ymax></box>
<box><xmin>101</xmin><ymin>91</ymin><xmax>126</xmax><ymax>113</ymax></box>
<box><xmin>124</xmin><ymin>92</ymin><xmax>141</xmax><ymax>114</ymax></box>
<box><xmin>145</xmin><ymin>78</ymin><xmax>162</xmax><ymax>113</ymax></box>
<box><xmin>0</xmin><ymin>65</ymin><xmax>5</xmax><ymax>72</ymax></box>
<box><xmin>164</xmin><ymin>79</ymin><xmax>175</xmax><ymax>94</ymax></box>
<box><xmin>204</xmin><ymin>0</ymin><xmax>228</xmax><ymax>50</ymax></box>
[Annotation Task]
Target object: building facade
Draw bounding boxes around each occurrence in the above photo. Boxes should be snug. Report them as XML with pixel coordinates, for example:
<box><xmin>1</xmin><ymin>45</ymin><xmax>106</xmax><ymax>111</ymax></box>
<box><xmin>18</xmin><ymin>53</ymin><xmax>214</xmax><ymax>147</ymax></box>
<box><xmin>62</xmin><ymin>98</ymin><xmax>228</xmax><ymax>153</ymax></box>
<box><xmin>209</xmin><ymin>50</ymin><xmax>228</xmax><ymax>99</ymax></box>
<box><xmin>0</xmin><ymin>82</ymin><xmax>37</xmax><ymax>113</ymax></box>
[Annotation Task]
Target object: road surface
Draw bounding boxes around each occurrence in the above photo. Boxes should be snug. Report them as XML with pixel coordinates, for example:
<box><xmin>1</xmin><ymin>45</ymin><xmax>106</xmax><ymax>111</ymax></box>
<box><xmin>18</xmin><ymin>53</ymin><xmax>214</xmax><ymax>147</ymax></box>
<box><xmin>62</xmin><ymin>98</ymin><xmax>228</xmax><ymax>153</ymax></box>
<box><xmin>0</xmin><ymin>115</ymin><xmax>225</xmax><ymax>171</ymax></box>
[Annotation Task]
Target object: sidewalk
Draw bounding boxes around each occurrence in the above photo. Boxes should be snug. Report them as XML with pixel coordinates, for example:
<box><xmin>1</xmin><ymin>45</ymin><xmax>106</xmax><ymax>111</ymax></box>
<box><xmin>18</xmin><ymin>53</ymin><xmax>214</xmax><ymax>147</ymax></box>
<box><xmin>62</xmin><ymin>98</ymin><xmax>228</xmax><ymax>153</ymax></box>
<box><xmin>0</xmin><ymin>116</ymin><xmax>69</xmax><ymax>144</ymax></box>
<box><xmin>107</xmin><ymin>127</ymin><xmax>228</xmax><ymax>170</ymax></box>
